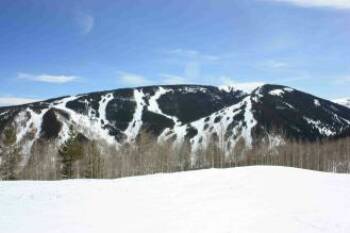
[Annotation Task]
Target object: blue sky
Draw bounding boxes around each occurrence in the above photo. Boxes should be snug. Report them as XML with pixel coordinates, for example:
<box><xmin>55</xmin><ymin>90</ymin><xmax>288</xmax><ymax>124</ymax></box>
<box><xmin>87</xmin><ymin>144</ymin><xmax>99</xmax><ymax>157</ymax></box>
<box><xmin>0</xmin><ymin>0</ymin><xmax>350</xmax><ymax>106</ymax></box>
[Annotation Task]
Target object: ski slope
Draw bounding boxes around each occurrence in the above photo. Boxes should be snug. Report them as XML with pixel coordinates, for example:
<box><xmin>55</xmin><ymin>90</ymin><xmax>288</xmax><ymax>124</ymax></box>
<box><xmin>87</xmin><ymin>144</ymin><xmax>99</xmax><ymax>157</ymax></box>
<box><xmin>1</xmin><ymin>166</ymin><xmax>350</xmax><ymax>233</ymax></box>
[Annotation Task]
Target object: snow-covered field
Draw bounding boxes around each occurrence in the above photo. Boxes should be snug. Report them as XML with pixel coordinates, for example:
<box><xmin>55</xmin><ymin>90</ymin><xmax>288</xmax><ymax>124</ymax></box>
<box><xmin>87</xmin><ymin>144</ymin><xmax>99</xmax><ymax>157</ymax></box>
<box><xmin>1</xmin><ymin>166</ymin><xmax>350</xmax><ymax>233</ymax></box>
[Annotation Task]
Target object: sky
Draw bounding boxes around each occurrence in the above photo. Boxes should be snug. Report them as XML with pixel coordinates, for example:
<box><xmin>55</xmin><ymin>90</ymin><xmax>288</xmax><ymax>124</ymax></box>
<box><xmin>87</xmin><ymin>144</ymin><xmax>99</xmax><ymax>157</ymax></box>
<box><xmin>0</xmin><ymin>0</ymin><xmax>350</xmax><ymax>106</ymax></box>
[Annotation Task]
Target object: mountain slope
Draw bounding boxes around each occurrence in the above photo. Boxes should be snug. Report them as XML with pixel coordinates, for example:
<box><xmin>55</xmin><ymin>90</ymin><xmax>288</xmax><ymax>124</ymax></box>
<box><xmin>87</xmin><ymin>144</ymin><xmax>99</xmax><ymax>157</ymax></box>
<box><xmin>1</xmin><ymin>166</ymin><xmax>350</xmax><ymax>233</ymax></box>
<box><xmin>1</xmin><ymin>84</ymin><xmax>350</xmax><ymax>156</ymax></box>
<box><xmin>334</xmin><ymin>98</ymin><xmax>350</xmax><ymax>109</ymax></box>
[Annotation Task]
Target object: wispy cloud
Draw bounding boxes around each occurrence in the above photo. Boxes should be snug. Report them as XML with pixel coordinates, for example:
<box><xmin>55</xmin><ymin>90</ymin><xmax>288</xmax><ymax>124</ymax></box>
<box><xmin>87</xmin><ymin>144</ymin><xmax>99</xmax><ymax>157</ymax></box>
<box><xmin>0</xmin><ymin>97</ymin><xmax>39</xmax><ymax>107</ymax></box>
<box><xmin>159</xmin><ymin>74</ymin><xmax>189</xmax><ymax>85</ymax></box>
<box><xmin>76</xmin><ymin>12</ymin><xmax>95</xmax><ymax>34</ymax></box>
<box><xmin>18</xmin><ymin>73</ymin><xmax>78</xmax><ymax>84</ymax></box>
<box><xmin>269</xmin><ymin>0</ymin><xmax>350</xmax><ymax>9</ymax></box>
<box><xmin>220</xmin><ymin>76</ymin><xmax>265</xmax><ymax>92</ymax></box>
<box><xmin>118</xmin><ymin>71</ymin><xmax>152</xmax><ymax>86</ymax></box>
<box><xmin>164</xmin><ymin>49</ymin><xmax>220</xmax><ymax>61</ymax></box>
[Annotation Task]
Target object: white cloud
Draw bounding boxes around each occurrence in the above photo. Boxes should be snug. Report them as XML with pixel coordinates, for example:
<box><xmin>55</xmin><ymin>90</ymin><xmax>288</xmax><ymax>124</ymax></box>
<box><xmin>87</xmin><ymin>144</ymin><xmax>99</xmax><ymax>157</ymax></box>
<box><xmin>118</xmin><ymin>72</ymin><xmax>152</xmax><ymax>87</ymax></box>
<box><xmin>159</xmin><ymin>74</ymin><xmax>189</xmax><ymax>85</ymax></box>
<box><xmin>18</xmin><ymin>73</ymin><xmax>78</xmax><ymax>84</ymax></box>
<box><xmin>76</xmin><ymin>12</ymin><xmax>94</xmax><ymax>34</ymax></box>
<box><xmin>220</xmin><ymin>76</ymin><xmax>265</xmax><ymax>93</ymax></box>
<box><xmin>0</xmin><ymin>97</ymin><xmax>39</xmax><ymax>107</ymax></box>
<box><xmin>269</xmin><ymin>0</ymin><xmax>350</xmax><ymax>9</ymax></box>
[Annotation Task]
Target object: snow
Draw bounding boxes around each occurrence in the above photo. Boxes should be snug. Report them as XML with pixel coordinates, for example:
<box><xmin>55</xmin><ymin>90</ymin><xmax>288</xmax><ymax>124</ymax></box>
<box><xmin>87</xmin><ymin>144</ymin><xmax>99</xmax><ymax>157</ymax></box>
<box><xmin>284</xmin><ymin>87</ymin><xmax>294</xmax><ymax>92</ymax></box>
<box><xmin>283</xmin><ymin>102</ymin><xmax>295</xmax><ymax>109</ymax></box>
<box><xmin>0</xmin><ymin>110</ymin><xmax>8</xmax><ymax>116</ymax></box>
<box><xmin>148</xmin><ymin>87</ymin><xmax>181</xmax><ymax>126</ymax></box>
<box><xmin>219</xmin><ymin>82</ymin><xmax>264</xmax><ymax>94</ymax></box>
<box><xmin>14</xmin><ymin>108</ymin><xmax>48</xmax><ymax>158</ymax></box>
<box><xmin>314</xmin><ymin>99</ymin><xmax>321</xmax><ymax>107</ymax></box>
<box><xmin>334</xmin><ymin>98</ymin><xmax>350</xmax><ymax>109</ymax></box>
<box><xmin>242</xmin><ymin>96</ymin><xmax>257</xmax><ymax>147</ymax></box>
<box><xmin>181</xmin><ymin>86</ymin><xmax>207</xmax><ymax>93</ymax></box>
<box><xmin>319</xmin><ymin>105</ymin><xmax>350</xmax><ymax>126</ymax></box>
<box><xmin>161</xmin><ymin>96</ymin><xmax>257</xmax><ymax>154</ymax></box>
<box><xmin>148</xmin><ymin>87</ymin><xmax>168</xmax><ymax>114</ymax></box>
<box><xmin>53</xmin><ymin>95</ymin><xmax>117</xmax><ymax>145</ymax></box>
<box><xmin>303</xmin><ymin>117</ymin><xmax>335</xmax><ymax>136</ymax></box>
<box><xmin>269</xmin><ymin>88</ymin><xmax>293</xmax><ymax>97</ymax></box>
<box><xmin>218</xmin><ymin>85</ymin><xmax>237</xmax><ymax>93</ymax></box>
<box><xmin>269</xmin><ymin>89</ymin><xmax>284</xmax><ymax>97</ymax></box>
<box><xmin>124</xmin><ymin>89</ymin><xmax>146</xmax><ymax>142</ymax></box>
<box><xmin>1</xmin><ymin>166</ymin><xmax>350</xmax><ymax>233</ymax></box>
<box><xmin>98</xmin><ymin>93</ymin><xmax>114</xmax><ymax>126</ymax></box>
<box><xmin>52</xmin><ymin>95</ymin><xmax>80</xmax><ymax>108</ymax></box>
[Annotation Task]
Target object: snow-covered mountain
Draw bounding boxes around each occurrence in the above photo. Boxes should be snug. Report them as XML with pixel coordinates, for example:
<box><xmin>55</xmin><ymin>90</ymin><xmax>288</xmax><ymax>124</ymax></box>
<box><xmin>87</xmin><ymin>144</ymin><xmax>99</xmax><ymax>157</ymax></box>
<box><xmin>334</xmin><ymin>98</ymin><xmax>350</xmax><ymax>109</ymax></box>
<box><xmin>1</xmin><ymin>84</ymin><xmax>350</xmax><ymax>154</ymax></box>
<box><xmin>1</xmin><ymin>166</ymin><xmax>350</xmax><ymax>233</ymax></box>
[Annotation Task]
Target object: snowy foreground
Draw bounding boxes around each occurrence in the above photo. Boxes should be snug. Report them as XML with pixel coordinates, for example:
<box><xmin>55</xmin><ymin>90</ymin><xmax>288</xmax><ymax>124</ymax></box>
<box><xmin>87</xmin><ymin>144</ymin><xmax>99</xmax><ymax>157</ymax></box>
<box><xmin>1</xmin><ymin>166</ymin><xmax>350</xmax><ymax>233</ymax></box>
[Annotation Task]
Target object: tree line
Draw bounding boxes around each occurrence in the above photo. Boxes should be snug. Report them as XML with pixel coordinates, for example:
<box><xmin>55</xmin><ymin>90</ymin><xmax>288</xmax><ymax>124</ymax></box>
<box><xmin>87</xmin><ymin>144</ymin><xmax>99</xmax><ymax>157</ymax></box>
<box><xmin>1</xmin><ymin>127</ymin><xmax>350</xmax><ymax>180</ymax></box>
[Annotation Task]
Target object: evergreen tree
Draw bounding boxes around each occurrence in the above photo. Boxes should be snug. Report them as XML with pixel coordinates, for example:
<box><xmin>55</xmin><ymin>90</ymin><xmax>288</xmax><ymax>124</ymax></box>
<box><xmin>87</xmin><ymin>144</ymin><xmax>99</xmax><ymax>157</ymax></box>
<box><xmin>0</xmin><ymin>127</ymin><xmax>20</xmax><ymax>180</ymax></box>
<box><xmin>58</xmin><ymin>129</ymin><xmax>83</xmax><ymax>179</ymax></box>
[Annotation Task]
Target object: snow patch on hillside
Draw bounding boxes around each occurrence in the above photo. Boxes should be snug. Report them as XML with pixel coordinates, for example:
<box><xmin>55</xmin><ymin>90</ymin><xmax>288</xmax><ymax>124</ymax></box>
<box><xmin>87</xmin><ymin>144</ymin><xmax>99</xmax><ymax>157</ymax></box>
<box><xmin>269</xmin><ymin>89</ymin><xmax>284</xmax><ymax>97</ymax></box>
<box><xmin>161</xmin><ymin>96</ymin><xmax>257</xmax><ymax>154</ymax></box>
<box><xmin>181</xmin><ymin>86</ymin><xmax>208</xmax><ymax>93</ymax></box>
<box><xmin>148</xmin><ymin>87</ymin><xmax>181</xmax><ymax>125</ymax></box>
<box><xmin>283</xmin><ymin>102</ymin><xmax>295</xmax><ymax>109</ymax></box>
<box><xmin>98</xmin><ymin>93</ymin><xmax>114</xmax><ymax>126</ymax></box>
<box><xmin>0</xmin><ymin>111</ymin><xmax>8</xmax><ymax>116</ymax></box>
<box><xmin>242</xmin><ymin>96</ymin><xmax>257</xmax><ymax>147</ymax></box>
<box><xmin>284</xmin><ymin>87</ymin><xmax>294</xmax><ymax>92</ymax></box>
<box><xmin>218</xmin><ymin>85</ymin><xmax>237</xmax><ymax>93</ymax></box>
<box><xmin>53</xmin><ymin>95</ymin><xmax>117</xmax><ymax>145</ymax></box>
<box><xmin>303</xmin><ymin>117</ymin><xmax>335</xmax><ymax>136</ymax></box>
<box><xmin>14</xmin><ymin>108</ymin><xmax>48</xmax><ymax>159</ymax></box>
<box><xmin>219</xmin><ymin>82</ymin><xmax>263</xmax><ymax>94</ymax></box>
<box><xmin>314</xmin><ymin>99</ymin><xmax>321</xmax><ymax>107</ymax></box>
<box><xmin>124</xmin><ymin>89</ymin><xmax>146</xmax><ymax>142</ymax></box>
<box><xmin>1</xmin><ymin>166</ymin><xmax>349</xmax><ymax>233</ymax></box>
<box><xmin>269</xmin><ymin>88</ymin><xmax>294</xmax><ymax>97</ymax></box>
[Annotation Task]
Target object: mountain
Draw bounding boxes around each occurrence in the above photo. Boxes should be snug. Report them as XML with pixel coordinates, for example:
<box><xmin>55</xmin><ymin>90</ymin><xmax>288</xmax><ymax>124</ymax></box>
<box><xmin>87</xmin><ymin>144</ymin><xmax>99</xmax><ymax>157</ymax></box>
<box><xmin>1</xmin><ymin>84</ymin><xmax>350</xmax><ymax>155</ymax></box>
<box><xmin>334</xmin><ymin>98</ymin><xmax>350</xmax><ymax>109</ymax></box>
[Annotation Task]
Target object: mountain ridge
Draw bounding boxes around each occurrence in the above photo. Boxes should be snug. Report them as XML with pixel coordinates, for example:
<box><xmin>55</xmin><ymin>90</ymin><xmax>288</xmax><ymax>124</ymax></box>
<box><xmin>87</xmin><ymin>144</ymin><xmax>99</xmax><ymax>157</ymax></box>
<box><xmin>1</xmin><ymin>84</ymin><xmax>350</xmax><ymax>156</ymax></box>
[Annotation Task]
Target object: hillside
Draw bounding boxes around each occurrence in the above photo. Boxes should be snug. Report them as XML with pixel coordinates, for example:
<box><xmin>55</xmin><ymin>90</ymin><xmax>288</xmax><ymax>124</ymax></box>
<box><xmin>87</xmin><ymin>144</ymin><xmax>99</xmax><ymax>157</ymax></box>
<box><xmin>1</xmin><ymin>84</ymin><xmax>350</xmax><ymax>157</ymax></box>
<box><xmin>1</xmin><ymin>166</ymin><xmax>349</xmax><ymax>233</ymax></box>
<box><xmin>334</xmin><ymin>98</ymin><xmax>350</xmax><ymax>109</ymax></box>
